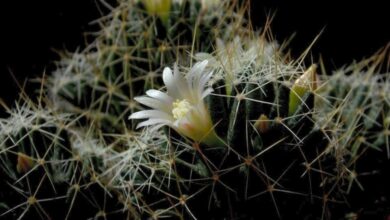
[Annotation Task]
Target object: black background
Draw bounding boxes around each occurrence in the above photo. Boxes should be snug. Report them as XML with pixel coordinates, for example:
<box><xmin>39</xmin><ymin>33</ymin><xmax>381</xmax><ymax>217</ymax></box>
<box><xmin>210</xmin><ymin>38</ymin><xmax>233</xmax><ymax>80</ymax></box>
<box><xmin>0</xmin><ymin>0</ymin><xmax>389</xmax><ymax>106</ymax></box>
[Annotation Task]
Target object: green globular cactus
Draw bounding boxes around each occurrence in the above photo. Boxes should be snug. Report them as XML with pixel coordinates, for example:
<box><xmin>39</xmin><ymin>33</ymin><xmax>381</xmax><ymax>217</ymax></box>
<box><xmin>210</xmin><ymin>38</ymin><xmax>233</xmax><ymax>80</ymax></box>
<box><xmin>1</xmin><ymin>0</ymin><xmax>389</xmax><ymax>219</ymax></box>
<box><xmin>0</xmin><ymin>100</ymin><xmax>136</xmax><ymax>219</ymax></box>
<box><xmin>45</xmin><ymin>0</ymin><xmax>242</xmax><ymax>132</ymax></box>
<box><xmin>128</xmin><ymin>34</ymin><xmax>332</xmax><ymax>219</ymax></box>
<box><xmin>313</xmin><ymin>52</ymin><xmax>390</xmax><ymax>217</ymax></box>
<box><xmin>1</xmin><ymin>0</ymin><xmax>254</xmax><ymax>219</ymax></box>
<box><xmin>128</xmin><ymin>35</ymin><xmax>390</xmax><ymax>219</ymax></box>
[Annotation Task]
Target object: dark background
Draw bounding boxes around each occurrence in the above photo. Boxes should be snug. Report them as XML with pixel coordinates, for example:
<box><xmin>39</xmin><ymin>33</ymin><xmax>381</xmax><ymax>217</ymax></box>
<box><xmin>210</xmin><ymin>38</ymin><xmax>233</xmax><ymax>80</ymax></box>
<box><xmin>0</xmin><ymin>0</ymin><xmax>389</xmax><ymax>107</ymax></box>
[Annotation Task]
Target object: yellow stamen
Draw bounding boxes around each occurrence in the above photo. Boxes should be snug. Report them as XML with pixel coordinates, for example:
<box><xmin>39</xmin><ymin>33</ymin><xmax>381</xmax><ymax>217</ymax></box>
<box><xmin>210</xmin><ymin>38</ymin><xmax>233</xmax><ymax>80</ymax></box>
<box><xmin>172</xmin><ymin>99</ymin><xmax>191</xmax><ymax>120</ymax></box>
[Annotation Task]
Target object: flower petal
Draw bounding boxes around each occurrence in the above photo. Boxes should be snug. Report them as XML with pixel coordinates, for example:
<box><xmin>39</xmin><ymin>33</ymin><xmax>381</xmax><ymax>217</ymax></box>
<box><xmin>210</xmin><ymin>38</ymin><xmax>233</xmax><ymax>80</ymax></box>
<box><xmin>198</xmin><ymin>71</ymin><xmax>213</xmax><ymax>96</ymax></box>
<box><xmin>188</xmin><ymin>60</ymin><xmax>208</xmax><ymax>81</ymax></box>
<box><xmin>134</xmin><ymin>96</ymin><xmax>171</xmax><ymax>113</ymax></box>
<box><xmin>136</xmin><ymin>118</ymin><xmax>172</xmax><ymax>129</ymax></box>
<box><xmin>129</xmin><ymin>110</ymin><xmax>173</xmax><ymax>120</ymax></box>
<box><xmin>189</xmin><ymin>61</ymin><xmax>209</xmax><ymax>99</ymax></box>
<box><xmin>162</xmin><ymin>67</ymin><xmax>178</xmax><ymax>97</ymax></box>
<box><xmin>173</xmin><ymin>63</ymin><xmax>190</xmax><ymax>98</ymax></box>
<box><xmin>201</xmin><ymin>88</ymin><xmax>214</xmax><ymax>99</ymax></box>
<box><xmin>163</xmin><ymin>66</ymin><xmax>188</xmax><ymax>99</ymax></box>
<box><xmin>146</xmin><ymin>89</ymin><xmax>173</xmax><ymax>103</ymax></box>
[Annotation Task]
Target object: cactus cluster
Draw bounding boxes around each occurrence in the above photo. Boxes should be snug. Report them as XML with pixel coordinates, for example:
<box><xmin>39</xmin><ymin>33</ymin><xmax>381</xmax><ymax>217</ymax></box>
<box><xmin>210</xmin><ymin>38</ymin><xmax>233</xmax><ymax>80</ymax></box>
<box><xmin>1</xmin><ymin>0</ymin><xmax>389</xmax><ymax>219</ymax></box>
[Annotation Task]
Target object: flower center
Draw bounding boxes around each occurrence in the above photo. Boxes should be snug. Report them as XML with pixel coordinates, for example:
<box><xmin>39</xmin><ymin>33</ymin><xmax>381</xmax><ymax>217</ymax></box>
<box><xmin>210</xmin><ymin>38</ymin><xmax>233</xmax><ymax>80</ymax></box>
<box><xmin>172</xmin><ymin>99</ymin><xmax>191</xmax><ymax>120</ymax></box>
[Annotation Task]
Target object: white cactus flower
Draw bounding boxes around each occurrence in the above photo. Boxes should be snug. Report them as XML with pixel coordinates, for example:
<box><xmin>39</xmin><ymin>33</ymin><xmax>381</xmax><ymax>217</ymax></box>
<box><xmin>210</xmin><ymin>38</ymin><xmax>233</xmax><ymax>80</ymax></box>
<box><xmin>129</xmin><ymin>61</ymin><xmax>221</xmax><ymax>146</ymax></box>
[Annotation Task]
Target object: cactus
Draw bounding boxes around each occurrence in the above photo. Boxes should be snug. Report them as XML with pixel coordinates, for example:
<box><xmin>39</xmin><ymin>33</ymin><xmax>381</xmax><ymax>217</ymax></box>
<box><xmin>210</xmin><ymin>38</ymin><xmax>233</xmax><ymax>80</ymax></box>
<box><xmin>46</xmin><ymin>0</ymin><xmax>244</xmax><ymax>130</ymax></box>
<box><xmin>127</xmin><ymin>35</ymin><xmax>325</xmax><ymax>219</ymax></box>
<box><xmin>1</xmin><ymin>0</ymin><xmax>253</xmax><ymax>219</ymax></box>
<box><xmin>126</xmin><ymin>37</ymin><xmax>390</xmax><ymax>218</ymax></box>
<box><xmin>1</xmin><ymin>0</ymin><xmax>389</xmax><ymax>219</ymax></box>
<box><xmin>314</xmin><ymin>51</ymin><xmax>390</xmax><ymax>218</ymax></box>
